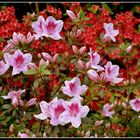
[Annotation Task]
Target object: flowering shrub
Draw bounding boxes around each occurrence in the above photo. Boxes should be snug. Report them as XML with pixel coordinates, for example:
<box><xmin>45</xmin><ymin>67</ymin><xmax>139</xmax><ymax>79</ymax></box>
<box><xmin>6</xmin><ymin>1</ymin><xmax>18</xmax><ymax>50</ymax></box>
<box><xmin>0</xmin><ymin>2</ymin><xmax>140</xmax><ymax>137</ymax></box>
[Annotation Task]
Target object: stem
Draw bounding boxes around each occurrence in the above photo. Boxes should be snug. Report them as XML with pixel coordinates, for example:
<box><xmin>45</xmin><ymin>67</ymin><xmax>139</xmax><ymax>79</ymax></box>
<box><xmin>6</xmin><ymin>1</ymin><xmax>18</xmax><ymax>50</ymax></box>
<box><xmin>35</xmin><ymin>3</ymin><xmax>39</xmax><ymax>15</ymax></box>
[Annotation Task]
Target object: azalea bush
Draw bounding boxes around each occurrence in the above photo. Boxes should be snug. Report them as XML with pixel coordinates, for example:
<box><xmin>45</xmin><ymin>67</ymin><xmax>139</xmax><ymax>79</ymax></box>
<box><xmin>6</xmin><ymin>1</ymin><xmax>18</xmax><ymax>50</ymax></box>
<box><xmin>0</xmin><ymin>2</ymin><xmax>140</xmax><ymax>137</ymax></box>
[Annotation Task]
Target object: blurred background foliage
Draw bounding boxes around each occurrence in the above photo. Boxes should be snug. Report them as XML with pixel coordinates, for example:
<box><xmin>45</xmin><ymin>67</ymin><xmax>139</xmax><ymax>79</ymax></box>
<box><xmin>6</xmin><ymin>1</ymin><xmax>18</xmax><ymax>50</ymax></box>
<box><xmin>0</xmin><ymin>3</ymin><xmax>139</xmax><ymax>21</ymax></box>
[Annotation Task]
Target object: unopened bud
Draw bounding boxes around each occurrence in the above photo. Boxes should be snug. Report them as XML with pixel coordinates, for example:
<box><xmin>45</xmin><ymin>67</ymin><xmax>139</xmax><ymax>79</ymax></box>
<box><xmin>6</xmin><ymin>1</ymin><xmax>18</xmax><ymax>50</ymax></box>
<box><xmin>130</xmin><ymin>78</ymin><xmax>136</xmax><ymax>84</ymax></box>
<box><xmin>78</xmin><ymin>60</ymin><xmax>85</xmax><ymax>69</ymax></box>
<box><xmin>80</xmin><ymin>46</ymin><xmax>86</xmax><ymax>55</ymax></box>
<box><xmin>52</xmin><ymin>54</ymin><xmax>58</xmax><ymax>63</ymax></box>
<box><xmin>105</xmin><ymin>123</ymin><xmax>111</xmax><ymax>129</ymax></box>
<box><xmin>84</xmin><ymin>130</ymin><xmax>90</xmax><ymax>137</ymax></box>
<box><xmin>72</xmin><ymin>45</ymin><xmax>78</xmax><ymax>54</ymax></box>
<box><xmin>126</xmin><ymin>45</ymin><xmax>132</xmax><ymax>53</ymax></box>
<box><xmin>43</xmin><ymin>132</ymin><xmax>47</xmax><ymax>137</ymax></box>
<box><xmin>66</xmin><ymin>10</ymin><xmax>76</xmax><ymax>21</ymax></box>
<box><xmin>81</xmin><ymin>130</ymin><xmax>85</xmax><ymax>137</ymax></box>
<box><xmin>37</xmin><ymin>53</ymin><xmax>42</xmax><ymax>59</ymax></box>
<box><xmin>94</xmin><ymin>120</ymin><xmax>103</xmax><ymax>127</ymax></box>
<box><xmin>122</xmin><ymin>102</ymin><xmax>127</xmax><ymax>109</ymax></box>
<box><xmin>9</xmin><ymin>124</ymin><xmax>14</xmax><ymax>134</ymax></box>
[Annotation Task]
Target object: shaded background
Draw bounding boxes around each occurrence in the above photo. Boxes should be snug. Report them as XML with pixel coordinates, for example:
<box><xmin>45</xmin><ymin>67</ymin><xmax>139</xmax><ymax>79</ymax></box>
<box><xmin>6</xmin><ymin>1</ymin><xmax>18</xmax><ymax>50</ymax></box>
<box><xmin>0</xmin><ymin>3</ymin><xmax>140</xmax><ymax>21</ymax></box>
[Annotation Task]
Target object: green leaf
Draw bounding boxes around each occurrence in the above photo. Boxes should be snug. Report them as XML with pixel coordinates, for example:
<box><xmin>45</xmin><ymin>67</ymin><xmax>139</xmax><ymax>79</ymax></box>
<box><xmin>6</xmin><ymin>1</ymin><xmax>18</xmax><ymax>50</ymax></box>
<box><xmin>2</xmin><ymin>104</ymin><xmax>12</xmax><ymax>109</ymax></box>
<box><xmin>41</xmin><ymin>69</ymin><xmax>51</xmax><ymax>75</ymax></box>
<box><xmin>79</xmin><ymin>9</ymin><xmax>85</xmax><ymax>19</ymax></box>
<box><xmin>24</xmin><ymin>69</ymin><xmax>37</xmax><ymax>75</ymax></box>
<box><xmin>33</xmin><ymin>79</ymin><xmax>39</xmax><ymax>88</ymax></box>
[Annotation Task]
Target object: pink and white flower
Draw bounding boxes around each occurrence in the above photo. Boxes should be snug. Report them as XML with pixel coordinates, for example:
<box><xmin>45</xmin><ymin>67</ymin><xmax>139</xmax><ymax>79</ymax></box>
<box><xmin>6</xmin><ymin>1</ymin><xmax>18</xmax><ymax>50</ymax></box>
<box><xmin>102</xmin><ymin>103</ymin><xmax>115</xmax><ymax>118</ymax></box>
<box><xmin>103</xmin><ymin>23</ymin><xmax>119</xmax><ymax>42</ymax></box>
<box><xmin>42</xmin><ymin>16</ymin><xmax>63</xmax><ymax>40</ymax></box>
<box><xmin>59</xmin><ymin>97</ymin><xmax>89</xmax><ymax>128</ymax></box>
<box><xmin>32</xmin><ymin>16</ymin><xmax>63</xmax><ymax>40</ymax></box>
<box><xmin>88</xmin><ymin>48</ymin><xmax>104</xmax><ymax>71</ymax></box>
<box><xmin>1</xmin><ymin>89</ymin><xmax>25</xmax><ymax>107</ymax></box>
<box><xmin>4</xmin><ymin>49</ymin><xmax>32</xmax><ymax>75</ymax></box>
<box><xmin>34</xmin><ymin>101</ymin><xmax>50</xmax><ymax>120</ymax></box>
<box><xmin>103</xmin><ymin>61</ymin><xmax>123</xmax><ymax>84</ymax></box>
<box><xmin>61</xmin><ymin>77</ymin><xmax>88</xmax><ymax>98</ymax></box>
<box><xmin>42</xmin><ymin>52</ymin><xmax>58</xmax><ymax>63</ymax></box>
<box><xmin>49</xmin><ymin>98</ymin><xmax>67</xmax><ymax>126</ymax></box>
<box><xmin>0</xmin><ymin>60</ymin><xmax>9</xmax><ymax>75</ymax></box>
<box><xmin>129</xmin><ymin>98</ymin><xmax>140</xmax><ymax>112</ymax></box>
<box><xmin>34</xmin><ymin>97</ymin><xmax>57</xmax><ymax>120</ymax></box>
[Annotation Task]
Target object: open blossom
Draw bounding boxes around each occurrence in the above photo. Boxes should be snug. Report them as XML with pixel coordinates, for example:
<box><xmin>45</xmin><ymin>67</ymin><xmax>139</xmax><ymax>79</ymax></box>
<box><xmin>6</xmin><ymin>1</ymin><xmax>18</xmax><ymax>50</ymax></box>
<box><xmin>59</xmin><ymin>97</ymin><xmax>89</xmax><ymax>128</ymax></box>
<box><xmin>0</xmin><ymin>60</ymin><xmax>9</xmax><ymax>75</ymax></box>
<box><xmin>1</xmin><ymin>89</ymin><xmax>25</xmax><ymax>107</ymax></box>
<box><xmin>88</xmin><ymin>48</ymin><xmax>104</xmax><ymax>71</ymax></box>
<box><xmin>42</xmin><ymin>52</ymin><xmax>58</xmax><ymax>63</ymax></box>
<box><xmin>49</xmin><ymin>98</ymin><xmax>67</xmax><ymax>126</ymax></box>
<box><xmin>32</xmin><ymin>16</ymin><xmax>63</xmax><ymax>40</ymax></box>
<box><xmin>3</xmin><ymin>32</ymin><xmax>34</xmax><ymax>53</ymax></box>
<box><xmin>4</xmin><ymin>49</ymin><xmax>32</xmax><ymax>75</ymax></box>
<box><xmin>103</xmin><ymin>23</ymin><xmax>119</xmax><ymax>42</ymax></box>
<box><xmin>103</xmin><ymin>61</ymin><xmax>123</xmax><ymax>84</ymax></box>
<box><xmin>34</xmin><ymin>97</ymin><xmax>57</xmax><ymax>120</ymax></box>
<box><xmin>102</xmin><ymin>103</ymin><xmax>115</xmax><ymax>118</ymax></box>
<box><xmin>61</xmin><ymin>77</ymin><xmax>88</xmax><ymax>98</ymax></box>
<box><xmin>129</xmin><ymin>98</ymin><xmax>140</xmax><ymax>112</ymax></box>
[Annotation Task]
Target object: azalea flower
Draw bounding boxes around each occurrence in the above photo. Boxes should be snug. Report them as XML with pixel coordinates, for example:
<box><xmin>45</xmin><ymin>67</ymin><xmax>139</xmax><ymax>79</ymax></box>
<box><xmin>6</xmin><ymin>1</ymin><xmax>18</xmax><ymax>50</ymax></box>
<box><xmin>1</xmin><ymin>90</ymin><xmax>25</xmax><ymax>107</ymax></box>
<box><xmin>88</xmin><ymin>48</ymin><xmax>104</xmax><ymax>71</ymax></box>
<box><xmin>34</xmin><ymin>97</ymin><xmax>57</xmax><ymax>120</ymax></box>
<box><xmin>103</xmin><ymin>61</ymin><xmax>123</xmax><ymax>84</ymax></box>
<box><xmin>129</xmin><ymin>98</ymin><xmax>140</xmax><ymax>112</ymax></box>
<box><xmin>0</xmin><ymin>60</ymin><xmax>9</xmax><ymax>75</ymax></box>
<box><xmin>61</xmin><ymin>77</ymin><xmax>88</xmax><ymax>98</ymax></box>
<box><xmin>32</xmin><ymin>16</ymin><xmax>63</xmax><ymax>40</ymax></box>
<box><xmin>49</xmin><ymin>98</ymin><xmax>67</xmax><ymax>126</ymax></box>
<box><xmin>4</xmin><ymin>49</ymin><xmax>32</xmax><ymax>75</ymax></box>
<box><xmin>102</xmin><ymin>103</ymin><xmax>115</xmax><ymax>118</ymax></box>
<box><xmin>3</xmin><ymin>32</ymin><xmax>34</xmax><ymax>53</ymax></box>
<box><xmin>103</xmin><ymin>23</ymin><xmax>119</xmax><ymax>42</ymax></box>
<box><xmin>42</xmin><ymin>16</ymin><xmax>63</xmax><ymax>40</ymax></box>
<box><xmin>59</xmin><ymin>97</ymin><xmax>89</xmax><ymax>128</ymax></box>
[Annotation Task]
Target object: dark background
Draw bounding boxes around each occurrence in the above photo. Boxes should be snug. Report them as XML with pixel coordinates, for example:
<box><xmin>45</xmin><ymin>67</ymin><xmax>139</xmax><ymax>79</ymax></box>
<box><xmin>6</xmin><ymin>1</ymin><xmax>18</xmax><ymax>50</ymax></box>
<box><xmin>0</xmin><ymin>3</ymin><xmax>140</xmax><ymax>21</ymax></box>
